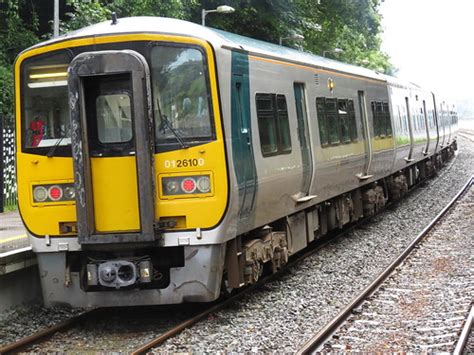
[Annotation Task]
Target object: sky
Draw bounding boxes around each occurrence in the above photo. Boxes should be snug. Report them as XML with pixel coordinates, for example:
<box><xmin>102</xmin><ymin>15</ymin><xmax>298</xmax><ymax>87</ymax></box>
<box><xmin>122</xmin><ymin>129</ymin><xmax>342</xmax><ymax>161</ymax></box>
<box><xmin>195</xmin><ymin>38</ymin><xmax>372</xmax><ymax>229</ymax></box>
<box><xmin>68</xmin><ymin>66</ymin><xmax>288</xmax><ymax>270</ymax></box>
<box><xmin>379</xmin><ymin>0</ymin><xmax>474</xmax><ymax>113</ymax></box>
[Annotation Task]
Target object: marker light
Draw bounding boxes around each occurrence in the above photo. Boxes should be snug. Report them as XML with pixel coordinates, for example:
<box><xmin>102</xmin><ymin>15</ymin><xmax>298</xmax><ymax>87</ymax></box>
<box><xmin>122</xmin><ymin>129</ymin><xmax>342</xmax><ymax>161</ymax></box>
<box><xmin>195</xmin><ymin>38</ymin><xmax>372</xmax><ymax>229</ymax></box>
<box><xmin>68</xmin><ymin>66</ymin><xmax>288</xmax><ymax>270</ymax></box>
<box><xmin>181</xmin><ymin>178</ymin><xmax>197</xmax><ymax>193</ymax></box>
<box><xmin>48</xmin><ymin>185</ymin><xmax>63</xmax><ymax>201</ymax></box>
<box><xmin>33</xmin><ymin>186</ymin><xmax>48</xmax><ymax>202</ymax></box>
<box><xmin>32</xmin><ymin>183</ymin><xmax>75</xmax><ymax>204</ymax></box>
<box><xmin>64</xmin><ymin>187</ymin><xmax>76</xmax><ymax>200</ymax></box>
<box><xmin>197</xmin><ymin>176</ymin><xmax>211</xmax><ymax>193</ymax></box>
<box><xmin>161</xmin><ymin>175</ymin><xmax>212</xmax><ymax>197</ymax></box>
<box><xmin>166</xmin><ymin>180</ymin><xmax>179</xmax><ymax>193</ymax></box>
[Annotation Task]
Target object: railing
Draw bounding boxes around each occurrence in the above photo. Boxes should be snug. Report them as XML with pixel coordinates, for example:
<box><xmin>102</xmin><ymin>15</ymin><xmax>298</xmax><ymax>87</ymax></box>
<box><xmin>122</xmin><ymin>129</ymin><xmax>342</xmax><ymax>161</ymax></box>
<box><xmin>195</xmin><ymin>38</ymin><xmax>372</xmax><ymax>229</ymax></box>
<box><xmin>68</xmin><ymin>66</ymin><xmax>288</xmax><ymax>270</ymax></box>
<box><xmin>1</xmin><ymin>114</ymin><xmax>17</xmax><ymax>212</ymax></box>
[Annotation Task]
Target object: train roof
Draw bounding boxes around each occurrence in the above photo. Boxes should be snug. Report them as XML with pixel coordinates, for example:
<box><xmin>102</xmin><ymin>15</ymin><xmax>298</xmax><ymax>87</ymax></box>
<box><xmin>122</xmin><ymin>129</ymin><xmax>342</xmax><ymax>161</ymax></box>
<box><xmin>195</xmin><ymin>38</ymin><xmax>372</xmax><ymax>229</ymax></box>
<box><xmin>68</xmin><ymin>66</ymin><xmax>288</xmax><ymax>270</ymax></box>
<box><xmin>24</xmin><ymin>16</ymin><xmax>417</xmax><ymax>88</ymax></box>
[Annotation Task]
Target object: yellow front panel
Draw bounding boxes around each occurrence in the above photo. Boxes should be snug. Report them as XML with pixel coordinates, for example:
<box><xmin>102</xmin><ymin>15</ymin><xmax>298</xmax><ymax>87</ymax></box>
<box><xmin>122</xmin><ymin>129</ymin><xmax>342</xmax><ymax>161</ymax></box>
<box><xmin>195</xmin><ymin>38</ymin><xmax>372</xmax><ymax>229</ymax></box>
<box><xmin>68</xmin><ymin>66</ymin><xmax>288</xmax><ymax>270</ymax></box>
<box><xmin>17</xmin><ymin>154</ymin><xmax>76</xmax><ymax>236</ymax></box>
<box><xmin>15</xmin><ymin>33</ymin><xmax>228</xmax><ymax>237</ymax></box>
<box><xmin>91</xmin><ymin>157</ymin><xmax>140</xmax><ymax>232</ymax></box>
<box><xmin>155</xmin><ymin>140</ymin><xmax>227</xmax><ymax>229</ymax></box>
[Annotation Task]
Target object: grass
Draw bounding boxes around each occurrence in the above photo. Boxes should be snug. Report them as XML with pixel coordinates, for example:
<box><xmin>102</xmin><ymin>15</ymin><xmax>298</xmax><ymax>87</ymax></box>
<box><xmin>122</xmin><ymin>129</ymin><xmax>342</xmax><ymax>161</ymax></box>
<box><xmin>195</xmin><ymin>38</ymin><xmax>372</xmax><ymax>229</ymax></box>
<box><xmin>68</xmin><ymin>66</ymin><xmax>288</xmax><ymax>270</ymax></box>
<box><xmin>2</xmin><ymin>204</ymin><xmax>18</xmax><ymax>212</ymax></box>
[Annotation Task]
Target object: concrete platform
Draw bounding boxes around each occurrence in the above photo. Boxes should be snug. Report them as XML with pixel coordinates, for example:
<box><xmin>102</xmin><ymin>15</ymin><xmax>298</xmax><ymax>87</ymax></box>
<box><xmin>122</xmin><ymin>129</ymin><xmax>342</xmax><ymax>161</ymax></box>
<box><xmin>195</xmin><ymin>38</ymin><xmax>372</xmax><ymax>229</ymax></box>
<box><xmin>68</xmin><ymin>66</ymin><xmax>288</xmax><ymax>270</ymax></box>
<box><xmin>0</xmin><ymin>211</ymin><xmax>29</xmax><ymax>252</ymax></box>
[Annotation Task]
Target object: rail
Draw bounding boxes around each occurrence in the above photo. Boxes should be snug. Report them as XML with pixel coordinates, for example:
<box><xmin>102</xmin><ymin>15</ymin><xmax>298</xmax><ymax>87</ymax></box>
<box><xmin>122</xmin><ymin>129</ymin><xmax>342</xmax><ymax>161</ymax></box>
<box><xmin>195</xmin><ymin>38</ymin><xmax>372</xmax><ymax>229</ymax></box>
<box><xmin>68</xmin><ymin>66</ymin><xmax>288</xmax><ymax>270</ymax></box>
<box><xmin>2</xmin><ymin>176</ymin><xmax>469</xmax><ymax>354</ymax></box>
<box><xmin>296</xmin><ymin>175</ymin><xmax>473</xmax><ymax>354</ymax></box>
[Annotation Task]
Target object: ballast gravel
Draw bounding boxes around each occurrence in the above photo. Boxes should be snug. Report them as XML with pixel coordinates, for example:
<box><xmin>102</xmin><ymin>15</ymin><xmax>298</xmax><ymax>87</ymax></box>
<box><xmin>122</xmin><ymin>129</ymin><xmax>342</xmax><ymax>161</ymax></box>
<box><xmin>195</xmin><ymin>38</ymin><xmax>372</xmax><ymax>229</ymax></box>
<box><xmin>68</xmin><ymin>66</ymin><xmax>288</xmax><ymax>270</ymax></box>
<box><xmin>324</xmin><ymin>185</ymin><xmax>474</xmax><ymax>352</ymax></box>
<box><xmin>151</xmin><ymin>135</ymin><xmax>474</xmax><ymax>353</ymax></box>
<box><xmin>0</xmin><ymin>135</ymin><xmax>472</xmax><ymax>352</ymax></box>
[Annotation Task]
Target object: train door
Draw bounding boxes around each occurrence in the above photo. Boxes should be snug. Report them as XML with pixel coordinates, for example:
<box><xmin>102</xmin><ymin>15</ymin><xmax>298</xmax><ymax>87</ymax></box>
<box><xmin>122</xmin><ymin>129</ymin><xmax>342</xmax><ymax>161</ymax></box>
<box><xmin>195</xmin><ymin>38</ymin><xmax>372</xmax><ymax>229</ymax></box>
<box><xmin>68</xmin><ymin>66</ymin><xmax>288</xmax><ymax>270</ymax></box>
<box><xmin>357</xmin><ymin>90</ymin><xmax>373</xmax><ymax>179</ymax></box>
<box><xmin>422</xmin><ymin>100</ymin><xmax>430</xmax><ymax>155</ymax></box>
<box><xmin>432</xmin><ymin>93</ymin><xmax>441</xmax><ymax>152</ymax></box>
<box><xmin>293</xmin><ymin>83</ymin><xmax>313</xmax><ymax>197</ymax></box>
<box><xmin>404</xmin><ymin>97</ymin><xmax>415</xmax><ymax>162</ymax></box>
<box><xmin>68</xmin><ymin>50</ymin><xmax>156</xmax><ymax>244</ymax></box>
<box><xmin>231</xmin><ymin>51</ymin><xmax>257</xmax><ymax>219</ymax></box>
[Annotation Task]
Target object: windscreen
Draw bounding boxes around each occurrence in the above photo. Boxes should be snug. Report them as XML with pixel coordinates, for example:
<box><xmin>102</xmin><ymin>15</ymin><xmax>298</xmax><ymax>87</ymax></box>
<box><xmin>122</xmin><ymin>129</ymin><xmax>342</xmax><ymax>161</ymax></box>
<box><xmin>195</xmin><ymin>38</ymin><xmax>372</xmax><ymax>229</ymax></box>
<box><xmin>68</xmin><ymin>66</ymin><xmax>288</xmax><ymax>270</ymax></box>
<box><xmin>21</xmin><ymin>51</ymin><xmax>71</xmax><ymax>152</ymax></box>
<box><xmin>150</xmin><ymin>45</ymin><xmax>214</xmax><ymax>149</ymax></box>
<box><xmin>20</xmin><ymin>42</ymin><xmax>215</xmax><ymax>156</ymax></box>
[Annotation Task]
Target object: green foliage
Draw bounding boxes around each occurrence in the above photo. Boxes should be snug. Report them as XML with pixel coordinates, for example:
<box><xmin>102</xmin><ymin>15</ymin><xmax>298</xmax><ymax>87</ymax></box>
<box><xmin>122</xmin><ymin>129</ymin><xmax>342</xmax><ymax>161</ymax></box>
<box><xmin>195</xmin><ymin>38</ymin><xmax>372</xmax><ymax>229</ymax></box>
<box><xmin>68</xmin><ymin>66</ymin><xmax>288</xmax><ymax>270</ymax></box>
<box><xmin>0</xmin><ymin>0</ymin><xmax>39</xmax><ymax>114</ymax></box>
<box><xmin>192</xmin><ymin>0</ymin><xmax>297</xmax><ymax>42</ymax></box>
<box><xmin>61</xmin><ymin>0</ymin><xmax>111</xmax><ymax>32</ymax></box>
<box><xmin>106</xmin><ymin>0</ymin><xmax>195</xmax><ymax>19</ymax></box>
<box><xmin>0</xmin><ymin>66</ymin><xmax>13</xmax><ymax>115</ymax></box>
<box><xmin>0</xmin><ymin>0</ymin><xmax>394</xmax><ymax>114</ymax></box>
<box><xmin>294</xmin><ymin>0</ymin><xmax>391</xmax><ymax>72</ymax></box>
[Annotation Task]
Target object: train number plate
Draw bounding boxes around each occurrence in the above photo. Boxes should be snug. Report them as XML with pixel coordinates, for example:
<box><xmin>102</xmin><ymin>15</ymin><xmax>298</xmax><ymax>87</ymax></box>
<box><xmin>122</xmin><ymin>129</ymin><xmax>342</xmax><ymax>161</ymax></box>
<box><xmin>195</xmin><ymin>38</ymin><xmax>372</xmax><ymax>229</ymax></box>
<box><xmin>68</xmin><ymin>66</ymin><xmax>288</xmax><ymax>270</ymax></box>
<box><xmin>164</xmin><ymin>159</ymin><xmax>205</xmax><ymax>168</ymax></box>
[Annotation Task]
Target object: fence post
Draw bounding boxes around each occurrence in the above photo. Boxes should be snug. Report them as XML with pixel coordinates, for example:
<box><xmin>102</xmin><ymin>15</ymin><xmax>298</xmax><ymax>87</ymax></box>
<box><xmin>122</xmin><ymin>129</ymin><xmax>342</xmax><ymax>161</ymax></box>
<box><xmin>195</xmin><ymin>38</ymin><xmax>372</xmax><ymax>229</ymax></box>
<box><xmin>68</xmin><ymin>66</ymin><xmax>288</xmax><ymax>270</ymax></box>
<box><xmin>0</xmin><ymin>114</ymin><xmax>4</xmax><ymax>213</ymax></box>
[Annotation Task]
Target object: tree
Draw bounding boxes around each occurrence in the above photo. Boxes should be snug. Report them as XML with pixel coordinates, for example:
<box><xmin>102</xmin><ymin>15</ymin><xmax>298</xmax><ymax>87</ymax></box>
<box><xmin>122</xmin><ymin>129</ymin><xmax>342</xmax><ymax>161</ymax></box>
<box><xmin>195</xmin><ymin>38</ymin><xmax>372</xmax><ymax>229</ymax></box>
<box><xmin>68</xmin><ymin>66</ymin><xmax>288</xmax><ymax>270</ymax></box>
<box><xmin>294</xmin><ymin>0</ymin><xmax>392</xmax><ymax>72</ymax></box>
<box><xmin>0</xmin><ymin>0</ymin><xmax>394</xmax><ymax>115</ymax></box>
<box><xmin>60</xmin><ymin>0</ymin><xmax>111</xmax><ymax>33</ymax></box>
<box><xmin>0</xmin><ymin>0</ymin><xmax>39</xmax><ymax>114</ymax></box>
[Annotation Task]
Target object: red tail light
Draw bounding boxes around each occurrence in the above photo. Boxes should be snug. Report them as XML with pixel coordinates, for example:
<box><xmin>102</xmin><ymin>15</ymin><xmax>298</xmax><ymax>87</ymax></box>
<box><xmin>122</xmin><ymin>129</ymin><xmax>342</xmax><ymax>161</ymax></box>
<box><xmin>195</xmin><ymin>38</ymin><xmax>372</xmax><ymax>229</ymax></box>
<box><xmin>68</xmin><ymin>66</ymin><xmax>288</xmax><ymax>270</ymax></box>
<box><xmin>48</xmin><ymin>186</ymin><xmax>63</xmax><ymax>201</ymax></box>
<box><xmin>181</xmin><ymin>178</ymin><xmax>196</xmax><ymax>193</ymax></box>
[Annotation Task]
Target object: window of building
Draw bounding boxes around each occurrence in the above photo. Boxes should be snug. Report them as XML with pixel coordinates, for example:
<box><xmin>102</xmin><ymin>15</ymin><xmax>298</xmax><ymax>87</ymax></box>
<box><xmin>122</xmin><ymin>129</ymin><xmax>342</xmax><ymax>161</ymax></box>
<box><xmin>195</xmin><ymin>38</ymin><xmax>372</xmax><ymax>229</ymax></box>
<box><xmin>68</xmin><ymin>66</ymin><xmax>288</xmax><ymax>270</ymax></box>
<box><xmin>256</xmin><ymin>93</ymin><xmax>292</xmax><ymax>157</ymax></box>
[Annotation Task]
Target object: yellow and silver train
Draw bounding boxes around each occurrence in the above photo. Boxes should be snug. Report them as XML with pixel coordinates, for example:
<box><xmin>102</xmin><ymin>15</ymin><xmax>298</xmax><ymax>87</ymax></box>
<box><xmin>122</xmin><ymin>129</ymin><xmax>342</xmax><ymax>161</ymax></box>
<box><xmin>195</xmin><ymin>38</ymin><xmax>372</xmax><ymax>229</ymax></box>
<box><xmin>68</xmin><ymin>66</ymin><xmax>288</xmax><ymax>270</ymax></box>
<box><xmin>15</xmin><ymin>17</ymin><xmax>457</xmax><ymax>308</ymax></box>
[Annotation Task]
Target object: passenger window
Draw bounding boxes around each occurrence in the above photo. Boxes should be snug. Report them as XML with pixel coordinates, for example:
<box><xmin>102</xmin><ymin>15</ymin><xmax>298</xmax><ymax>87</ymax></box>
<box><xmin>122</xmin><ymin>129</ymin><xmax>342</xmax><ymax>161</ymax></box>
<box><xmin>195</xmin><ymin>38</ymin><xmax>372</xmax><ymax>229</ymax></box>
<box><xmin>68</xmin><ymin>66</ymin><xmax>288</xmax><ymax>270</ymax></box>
<box><xmin>338</xmin><ymin>99</ymin><xmax>351</xmax><ymax>143</ymax></box>
<box><xmin>317</xmin><ymin>97</ymin><xmax>357</xmax><ymax>147</ymax></box>
<box><xmin>316</xmin><ymin>97</ymin><xmax>328</xmax><ymax>146</ymax></box>
<box><xmin>372</xmin><ymin>101</ymin><xmax>390</xmax><ymax>138</ymax></box>
<box><xmin>347</xmin><ymin>100</ymin><xmax>358</xmax><ymax>141</ymax></box>
<box><xmin>276</xmin><ymin>95</ymin><xmax>292</xmax><ymax>153</ymax></box>
<box><xmin>376</xmin><ymin>102</ymin><xmax>384</xmax><ymax>137</ymax></box>
<box><xmin>325</xmin><ymin>98</ymin><xmax>340</xmax><ymax>144</ymax></box>
<box><xmin>256</xmin><ymin>94</ymin><xmax>278</xmax><ymax>156</ymax></box>
<box><xmin>256</xmin><ymin>93</ymin><xmax>291</xmax><ymax>157</ymax></box>
<box><xmin>383</xmin><ymin>102</ymin><xmax>392</xmax><ymax>136</ymax></box>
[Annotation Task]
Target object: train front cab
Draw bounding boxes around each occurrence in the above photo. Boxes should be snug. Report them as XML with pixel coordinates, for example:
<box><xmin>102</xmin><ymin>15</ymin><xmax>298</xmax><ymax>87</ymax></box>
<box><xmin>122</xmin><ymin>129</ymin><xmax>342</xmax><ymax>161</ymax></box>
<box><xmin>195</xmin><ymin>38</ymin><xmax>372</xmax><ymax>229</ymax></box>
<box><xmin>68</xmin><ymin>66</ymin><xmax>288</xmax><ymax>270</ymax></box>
<box><xmin>15</xmin><ymin>33</ymin><xmax>230</xmax><ymax>308</ymax></box>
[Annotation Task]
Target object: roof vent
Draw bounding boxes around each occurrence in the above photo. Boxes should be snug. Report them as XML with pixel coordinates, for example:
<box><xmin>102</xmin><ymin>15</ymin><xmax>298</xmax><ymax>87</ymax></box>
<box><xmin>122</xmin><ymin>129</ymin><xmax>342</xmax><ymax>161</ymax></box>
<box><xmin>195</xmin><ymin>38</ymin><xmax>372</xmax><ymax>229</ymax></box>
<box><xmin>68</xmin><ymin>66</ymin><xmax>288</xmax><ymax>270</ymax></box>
<box><xmin>111</xmin><ymin>12</ymin><xmax>118</xmax><ymax>25</ymax></box>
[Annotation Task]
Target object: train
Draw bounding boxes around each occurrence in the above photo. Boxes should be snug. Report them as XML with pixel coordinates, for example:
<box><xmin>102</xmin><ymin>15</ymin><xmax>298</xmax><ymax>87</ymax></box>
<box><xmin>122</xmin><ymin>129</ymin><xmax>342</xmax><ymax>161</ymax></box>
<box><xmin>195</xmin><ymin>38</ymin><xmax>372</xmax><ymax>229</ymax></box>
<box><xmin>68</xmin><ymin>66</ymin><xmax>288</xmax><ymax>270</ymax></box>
<box><xmin>14</xmin><ymin>16</ymin><xmax>458</xmax><ymax>308</ymax></box>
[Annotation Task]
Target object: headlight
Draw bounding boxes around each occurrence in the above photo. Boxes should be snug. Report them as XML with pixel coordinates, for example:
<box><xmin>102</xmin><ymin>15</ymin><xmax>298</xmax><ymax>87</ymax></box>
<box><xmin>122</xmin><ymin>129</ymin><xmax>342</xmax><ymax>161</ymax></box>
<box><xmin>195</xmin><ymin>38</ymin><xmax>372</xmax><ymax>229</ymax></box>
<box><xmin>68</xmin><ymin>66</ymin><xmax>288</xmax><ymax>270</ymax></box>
<box><xmin>33</xmin><ymin>186</ymin><xmax>48</xmax><ymax>202</ymax></box>
<box><xmin>32</xmin><ymin>183</ymin><xmax>75</xmax><ymax>203</ymax></box>
<box><xmin>197</xmin><ymin>176</ymin><xmax>211</xmax><ymax>193</ymax></box>
<box><xmin>64</xmin><ymin>186</ymin><xmax>76</xmax><ymax>199</ymax></box>
<box><xmin>161</xmin><ymin>174</ymin><xmax>212</xmax><ymax>196</ymax></box>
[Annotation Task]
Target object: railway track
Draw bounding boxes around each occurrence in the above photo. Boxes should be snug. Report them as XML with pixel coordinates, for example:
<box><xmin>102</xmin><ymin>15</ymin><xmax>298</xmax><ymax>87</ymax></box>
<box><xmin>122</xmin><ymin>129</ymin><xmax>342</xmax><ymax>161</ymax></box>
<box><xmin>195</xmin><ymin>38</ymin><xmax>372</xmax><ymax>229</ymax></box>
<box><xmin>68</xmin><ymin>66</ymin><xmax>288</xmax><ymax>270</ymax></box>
<box><xmin>0</xmin><ymin>213</ymin><xmax>374</xmax><ymax>354</ymax></box>
<box><xmin>459</xmin><ymin>129</ymin><xmax>474</xmax><ymax>142</ymax></box>
<box><xmin>1</xmin><ymin>173</ymin><xmax>468</xmax><ymax>354</ymax></box>
<box><xmin>296</xmin><ymin>175</ymin><xmax>473</xmax><ymax>354</ymax></box>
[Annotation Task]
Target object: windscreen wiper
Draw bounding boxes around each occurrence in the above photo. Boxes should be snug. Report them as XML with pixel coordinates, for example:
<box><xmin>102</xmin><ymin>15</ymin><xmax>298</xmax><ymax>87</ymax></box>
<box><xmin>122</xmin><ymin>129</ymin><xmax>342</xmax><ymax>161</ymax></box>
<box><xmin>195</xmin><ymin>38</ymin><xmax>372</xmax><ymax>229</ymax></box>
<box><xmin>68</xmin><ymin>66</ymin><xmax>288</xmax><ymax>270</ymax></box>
<box><xmin>156</xmin><ymin>100</ymin><xmax>188</xmax><ymax>149</ymax></box>
<box><xmin>46</xmin><ymin>129</ymin><xmax>69</xmax><ymax>157</ymax></box>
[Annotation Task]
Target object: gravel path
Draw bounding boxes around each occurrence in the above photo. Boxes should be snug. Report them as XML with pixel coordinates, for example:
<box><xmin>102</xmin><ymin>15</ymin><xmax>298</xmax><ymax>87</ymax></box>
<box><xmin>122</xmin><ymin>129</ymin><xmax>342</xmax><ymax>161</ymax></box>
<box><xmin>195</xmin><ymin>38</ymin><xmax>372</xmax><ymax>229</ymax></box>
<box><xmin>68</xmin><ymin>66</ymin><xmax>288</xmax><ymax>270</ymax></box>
<box><xmin>322</xmin><ymin>184</ymin><xmax>474</xmax><ymax>352</ymax></box>
<box><xmin>0</xmin><ymin>136</ymin><xmax>472</xmax><ymax>352</ymax></box>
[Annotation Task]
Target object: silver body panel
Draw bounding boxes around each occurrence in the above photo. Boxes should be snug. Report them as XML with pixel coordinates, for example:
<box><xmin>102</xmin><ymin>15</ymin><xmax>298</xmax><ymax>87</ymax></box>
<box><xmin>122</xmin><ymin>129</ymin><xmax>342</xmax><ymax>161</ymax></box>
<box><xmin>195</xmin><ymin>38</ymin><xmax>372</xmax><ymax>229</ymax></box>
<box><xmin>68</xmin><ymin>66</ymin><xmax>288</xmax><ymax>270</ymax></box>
<box><xmin>22</xmin><ymin>17</ymin><xmax>458</xmax><ymax>307</ymax></box>
<box><xmin>37</xmin><ymin>244</ymin><xmax>226</xmax><ymax>308</ymax></box>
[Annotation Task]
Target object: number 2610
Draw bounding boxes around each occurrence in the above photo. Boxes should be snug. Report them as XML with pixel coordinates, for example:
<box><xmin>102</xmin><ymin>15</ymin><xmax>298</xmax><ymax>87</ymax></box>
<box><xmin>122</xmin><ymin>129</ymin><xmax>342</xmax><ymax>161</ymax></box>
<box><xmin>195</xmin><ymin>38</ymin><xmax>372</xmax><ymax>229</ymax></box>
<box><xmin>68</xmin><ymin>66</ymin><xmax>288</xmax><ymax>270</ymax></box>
<box><xmin>164</xmin><ymin>158</ymin><xmax>205</xmax><ymax>168</ymax></box>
